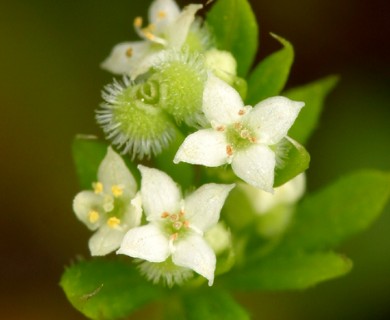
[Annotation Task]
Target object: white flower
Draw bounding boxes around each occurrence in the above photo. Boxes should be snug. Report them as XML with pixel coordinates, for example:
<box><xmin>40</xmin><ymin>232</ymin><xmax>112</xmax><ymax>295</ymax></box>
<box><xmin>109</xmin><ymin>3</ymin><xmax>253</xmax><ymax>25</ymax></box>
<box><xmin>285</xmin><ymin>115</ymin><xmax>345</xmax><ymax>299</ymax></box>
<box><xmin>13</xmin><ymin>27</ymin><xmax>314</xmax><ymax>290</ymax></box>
<box><xmin>117</xmin><ymin>165</ymin><xmax>234</xmax><ymax>286</ymax></box>
<box><xmin>240</xmin><ymin>173</ymin><xmax>306</xmax><ymax>215</ymax></box>
<box><xmin>101</xmin><ymin>0</ymin><xmax>202</xmax><ymax>79</ymax></box>
<box><xmin>174</xmin><ymin>74</ymin><xmax>305</xmax><ymax>192</ymax></box>
<box><xmin>73</xmin><ymin>147</ymin><xmax>142</xmax><ymax>256</ymax></box>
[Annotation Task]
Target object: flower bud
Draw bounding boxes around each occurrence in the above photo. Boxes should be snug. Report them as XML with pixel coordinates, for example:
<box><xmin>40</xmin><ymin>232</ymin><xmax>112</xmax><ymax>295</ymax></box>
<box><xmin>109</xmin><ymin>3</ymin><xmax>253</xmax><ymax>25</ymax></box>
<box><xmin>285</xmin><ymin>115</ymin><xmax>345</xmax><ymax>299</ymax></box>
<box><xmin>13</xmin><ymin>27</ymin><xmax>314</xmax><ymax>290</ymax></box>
<box><xmin>96</xmin><ymin>77</ymin><xmax>176</xmax><ymax>159</ymax></box>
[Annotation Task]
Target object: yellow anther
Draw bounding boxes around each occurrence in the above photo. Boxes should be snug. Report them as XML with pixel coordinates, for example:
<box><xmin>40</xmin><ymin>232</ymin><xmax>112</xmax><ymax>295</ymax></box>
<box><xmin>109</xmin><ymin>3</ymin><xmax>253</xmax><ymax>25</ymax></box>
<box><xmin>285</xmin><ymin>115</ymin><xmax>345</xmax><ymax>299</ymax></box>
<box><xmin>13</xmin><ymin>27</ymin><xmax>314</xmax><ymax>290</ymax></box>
<box><xmin>157</xmin><ymin>10</ymin><xmax>167</xmax><ymax>19</ymax></box>
<box><xmin>170</xmin><ymin>214</ymin><xmax>179</xmax><ymax>222</ymax></box>
<box><xmin>107</xmin><ymin>217</ymin><xmax>121</xmax><ymax>228</ymax></box>
<box><xmin>170</xmin><ymin>233</ymin><xmax>178</xmax><ymax>241</ymax></box>
<box><xmin>226</xmin><ymin>145</ymin><xmax>234</xmax><ymax>156</ymax></box>
<box><xmin>125</xmin><ymin>47</ymin><xmax>133</xmax><ymax>57</ymax></box>
<box><xmin>88</xmin><ymin>210</ymin><xmax>100</xmax><ymax>223</ymax></box>
<box><xmin>183</xmin><ymin>220</ymin><xmax>190</xmax><ymax>228</ymax></box>
<box><xmin>238</xmin><ymin>109</ymin><xmax>246</xmax><ymax>116</ymax></box>
<box><xmin>93</xmin><ymin>182</ymin><xmax>103</xmax><ymax>194</ymax></box>
<box><xmin>111</xmin><ymin>185</ymin><xmax>123</xmax><ymax>197</ymax></box>
<box><xmin>134</xmin><ymin>16</ymin><xmax>143</xmax><ymax>28</ymax></box>
<box><xmin>216</xmin><ymin>125</ymin><xmax>225</xmax><ymax>132</ymax></box>
<box><xmin>161</xmin><ymin>211</ymin><xmax>170</xmax><ymax>218</ymax></box>
<box><xmin>144</xmin><ymin>32</ymin><xmax>155</xmax><ymax>40</ymax></box>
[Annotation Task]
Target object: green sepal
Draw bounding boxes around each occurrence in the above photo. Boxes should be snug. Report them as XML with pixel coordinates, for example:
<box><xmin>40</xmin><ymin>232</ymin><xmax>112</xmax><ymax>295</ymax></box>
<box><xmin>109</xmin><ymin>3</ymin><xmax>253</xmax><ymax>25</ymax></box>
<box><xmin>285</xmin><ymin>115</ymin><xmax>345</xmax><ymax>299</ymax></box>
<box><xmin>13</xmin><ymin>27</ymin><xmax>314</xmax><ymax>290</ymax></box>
<box><xmin>223</xmin><ymin>251</ymin><xmax>352</xmax><ymax>290</ymax></box>
<box><xmin>274</xmin><ymin>137</ymin><xmax>310</xmax><ymax>187</ymax></box>
<box><xmin>279</xmin><ymin>170</ymin><xmax>390</xmax><ymax>252</ymax></box>
<box><xmin>72</xmin><ymin>135</ymin><xmax>139</xmax><ymax>190</ymax></box>
<box><xmin>60</xmin><ymin>259</ymin><xmax>163</xmax><ymax>320</ymax></box>
<box><xmin>246</xmin><ymin>33</ymin><xmax>294</xmax><ymax>105</ymax></box>
<box><xmin>206</xmin><ymin>0</ymin><xmax>258</xmax><ymax>77</ymax></box>
<box><xmin>285</xmin><ymin>75</ymin><xmax>339</xmax><ymax>144</ymax></box>
<box><xmin>181</xmin><ymin>288</ymin><xmax>250</xmax><ymax>320</ymax></box>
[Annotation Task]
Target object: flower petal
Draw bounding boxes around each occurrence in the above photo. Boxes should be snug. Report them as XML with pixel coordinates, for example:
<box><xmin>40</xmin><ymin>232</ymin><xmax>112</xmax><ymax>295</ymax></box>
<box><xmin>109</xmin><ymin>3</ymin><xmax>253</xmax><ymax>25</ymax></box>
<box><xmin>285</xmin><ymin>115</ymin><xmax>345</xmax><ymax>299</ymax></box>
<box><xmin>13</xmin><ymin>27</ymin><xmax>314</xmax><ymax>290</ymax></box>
<box><xmin>98</xmin><ymin>147</ymin><xmax>137</xmax><ymax>197</ymax></box>
<box><xmin>174</xmin><ymin>129</ymin><xmax>228</xmax><ymax>167</ymax></box>
<box><xmin>231</xmin><ymin>144</ymin><xmax>276</xmax><ymax>192</ymax></box>
<box><xmin>89</xmin><ymin>225</ymin><xmax>126</xmax><ymax>256</ymax></box>
<box><xmin>117</xmin><ymin>224</ymin><xmax>170</xmax><ymax>262</ymax></box>
<box><xmin>138</xmin><ymin>165</ymin><xmax>181</xmax><ymax>219</ymax></box>
<box><xmin>165</xmin><ymin>4</ymin><xmax>202</xmax><ymax>49</ymax></box>
<box><xmin>246</xmin><ymin>96</ymin><xmax>304</xmax><ymax>145</ymax></box>
<box><xmin>100</xmin><ymin>41</ymin><xmax>153</xmax><ymax>76</ymax></box>
<box><xmin>149</xmin><ymin>0</ymin><xmax>181</xmax><ymax>29</ymax></box>
<box><xmin>202</xmin><ymin>74</ymin><xmax>244</xmax><ymax>126</ymax></box>
<box><xmin>172</xmin><ymin>234</ymin><xmax>216</xmax><ymax>286</ymax></box>
<box><xmin>73</xmin><ymin>191</ymin><xmax>103</xmax><ymax>230</ymax></box>
<box><xmin>184</xmin><ymin>183</ymin><xmax>235</xmax><ymax>232</ymax></box>
<box><xmin>122</xmin><ymin>192</ymin><xmax>143</xmax><ymax>229</ymax></box>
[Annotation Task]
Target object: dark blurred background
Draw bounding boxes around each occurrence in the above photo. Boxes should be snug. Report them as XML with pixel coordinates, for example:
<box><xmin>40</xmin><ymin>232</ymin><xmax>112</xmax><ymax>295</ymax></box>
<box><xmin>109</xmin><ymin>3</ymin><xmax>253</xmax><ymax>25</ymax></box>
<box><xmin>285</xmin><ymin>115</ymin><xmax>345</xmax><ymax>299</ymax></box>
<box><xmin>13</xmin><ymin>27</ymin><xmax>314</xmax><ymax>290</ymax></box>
<box><xmin>0</xmin><ymin>0</ymin><xmax>389</xmax><ymax>319</ymax></box>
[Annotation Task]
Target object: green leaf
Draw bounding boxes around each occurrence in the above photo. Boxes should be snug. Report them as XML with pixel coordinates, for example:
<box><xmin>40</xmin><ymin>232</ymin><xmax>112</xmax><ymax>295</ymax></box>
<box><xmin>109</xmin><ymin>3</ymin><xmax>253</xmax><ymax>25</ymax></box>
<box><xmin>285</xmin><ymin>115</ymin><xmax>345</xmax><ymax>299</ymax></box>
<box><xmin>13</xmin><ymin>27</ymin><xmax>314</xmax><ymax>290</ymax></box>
<box><xmin>280</xmin><ymin>170</ymin><xmax>390</xmax><ymax>252</ymax></box>
<box><xmin>72</xmin><ymin>135</ymin><xmax>108</xmax><ymax>190</ymax></box>
<box><xmin>206</xmin><ymin>0</ymin><xmax>258</xmax><ymax>77</ymax></box>
<box><xmin>60</xmin><ymin>259</ymin><xmax>162</xmax><ymax>320</ymax></box>
<box><xmin>285</xmin><ymin>75</ymin><xmax>339</xmax><ymax>144</ymax></box>
<box><xmin>224</xmin><ymin>251</ymin><xmax>352</xmax><ymax>290</ymax></box>
<box><xmin>274</xmin><ymin>137</ymin><xmax>310</xmax><ymax>187</ymax></box>
<box><xmin>154</xmin><ymin>131</ymin><xmax>194</xmax><ymax>190</ymax></box>
<box><xmin>181</xmin><ymin>289</ymin><xmax>250</xmax><ymax>320</ymax></box>
<box><xmin>246</xmin><ymin>33</ymin><xmax>294</xmax><ymax>105</ymax></box>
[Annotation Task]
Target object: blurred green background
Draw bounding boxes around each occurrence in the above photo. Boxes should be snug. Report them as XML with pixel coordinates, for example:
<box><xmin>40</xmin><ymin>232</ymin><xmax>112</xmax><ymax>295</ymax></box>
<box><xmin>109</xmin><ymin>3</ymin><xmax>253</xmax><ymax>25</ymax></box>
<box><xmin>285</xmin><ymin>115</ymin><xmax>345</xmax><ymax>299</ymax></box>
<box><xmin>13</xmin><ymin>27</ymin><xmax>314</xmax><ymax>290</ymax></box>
<box><xmin>0</xmin><ymin>0</ymin><xmax>389</xmax><ymax>319</ymax></box>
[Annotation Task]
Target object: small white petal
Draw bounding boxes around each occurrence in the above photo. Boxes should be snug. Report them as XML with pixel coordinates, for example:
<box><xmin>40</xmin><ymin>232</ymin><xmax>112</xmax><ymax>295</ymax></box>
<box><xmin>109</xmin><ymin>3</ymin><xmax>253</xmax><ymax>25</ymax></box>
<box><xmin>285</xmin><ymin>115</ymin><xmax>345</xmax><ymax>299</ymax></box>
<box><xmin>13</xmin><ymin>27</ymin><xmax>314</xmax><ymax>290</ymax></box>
<box><xmin>89</xmin><ymin>225</ymin><xmax>126</xmax><ymax>256</ymax></box>
<box><xmin>231</xmin><ymin>144</ymin><xmax>276</xmax><ymax>192</ymax></box>
<box><xmin>122</xmin><ymin>193</ymin><xmax>143</xmax><ymax>228</ymax></box>
<box><xmin>184</xmin><ymin>183</ymin><xmax>235</xmax><ymax>232</ymax></box>
<box><xmin>246</xmin><ymin>96</ymin><xmax>304</xmax><ymax>145</ymax></box>
<box><xmin>117</xmin><ymin>224</ymin><xmax>170</xmax><ymax>262</ymax></box>
<box><xmin>138</xmin><ymin>165</ymin><xmax>181</xmax><ymax>219</ymax></box>
<box><xmin>172</xmin><ymin>234</ymin><xmax>216</xmax><ymax>286</ymax></box>
<box><xmin>165</xmin><ymin>4</ymin><xmax>202</xmax><ymax>49</ymax></box>
<box><xmin>98</xmin><ymin>147</ymin><xmax>137</xmax><ymax>197</ymax></box>
<box><xmin>149</xmin><ymin>0</ymin><xmax>181</xmax><ymax>29</ymax></box>
<box><xmin>174</xmin><ymin>129</ymin><xmax>228</xmax><ymax>167</ymax></box>
<box><xmin>73</xmin><ymin>191</ymin><xmax>103</xmax><ymax>230</ymax></box>
<box><xmin>202</xmin><ymin>74</ymin><xmax>244</xmax><ymax>126</ymax></box>
<box><xmin>100</xmin><ymin>41</ymin><xmax>152</xmax><ymax>76</ymax></box>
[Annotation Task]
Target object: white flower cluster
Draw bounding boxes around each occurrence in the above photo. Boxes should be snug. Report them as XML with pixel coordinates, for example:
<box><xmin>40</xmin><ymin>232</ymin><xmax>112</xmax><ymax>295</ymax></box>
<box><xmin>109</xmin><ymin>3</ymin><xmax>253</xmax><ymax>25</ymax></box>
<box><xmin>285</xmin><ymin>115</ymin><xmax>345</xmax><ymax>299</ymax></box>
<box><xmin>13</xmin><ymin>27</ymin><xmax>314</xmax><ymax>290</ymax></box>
<box><xmin>73</xmin><ymin>0</ymin><xmax>307</xmax><ymax>288</ymax></box>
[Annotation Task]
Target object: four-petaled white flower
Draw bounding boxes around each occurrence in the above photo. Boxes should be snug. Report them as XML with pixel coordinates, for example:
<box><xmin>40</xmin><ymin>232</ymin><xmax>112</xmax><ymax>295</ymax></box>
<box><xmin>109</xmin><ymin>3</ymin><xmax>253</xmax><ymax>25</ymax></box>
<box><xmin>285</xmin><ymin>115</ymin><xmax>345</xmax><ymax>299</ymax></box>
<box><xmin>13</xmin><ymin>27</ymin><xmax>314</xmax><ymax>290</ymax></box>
<box><xmin>174</xmin><ymin>74</ymin><xmax>305</xmax><ymax>192</ymax></box>
<box><xmin>117</xmin><ymin>165</ymin><xmax>234</xmax><ymax>286</ymax></box>
<box><xmin>101</xmin><ymin>0</ymin><xmax>202</xmax><ymax>79</ymax></box>
<box><xmin>73</xmin><ymin>147</ymin><xmax>142</xmax><ymax>256</ymax></box>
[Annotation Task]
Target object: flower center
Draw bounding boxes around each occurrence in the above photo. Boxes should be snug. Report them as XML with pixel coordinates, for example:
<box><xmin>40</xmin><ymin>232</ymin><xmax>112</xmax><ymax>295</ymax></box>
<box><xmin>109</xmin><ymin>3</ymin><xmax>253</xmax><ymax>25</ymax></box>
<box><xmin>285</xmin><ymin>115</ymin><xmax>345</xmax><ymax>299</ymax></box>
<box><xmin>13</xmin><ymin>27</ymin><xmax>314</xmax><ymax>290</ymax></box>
<box><xmin>161</xmin><ymin>210</ymin><xmax>190</xmax><ymax>241</ymax></box>
<box><xmin>225</xmin><ymin>122</ymin><xmax>257</xmax><ymax>155</ymax></box>
<box><xmin>91</xmin><ymin>181</ymin><xmax>128</xmax><ymax>228</ymax></box>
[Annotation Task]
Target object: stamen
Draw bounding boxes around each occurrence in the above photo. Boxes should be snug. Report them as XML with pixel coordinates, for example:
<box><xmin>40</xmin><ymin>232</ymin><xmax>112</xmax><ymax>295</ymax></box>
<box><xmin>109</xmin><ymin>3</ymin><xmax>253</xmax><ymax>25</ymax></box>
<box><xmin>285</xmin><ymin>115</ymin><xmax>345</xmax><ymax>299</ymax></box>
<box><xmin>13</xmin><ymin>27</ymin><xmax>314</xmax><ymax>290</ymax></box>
<box><xmin>238</xmin><ymin>109</ymin><xmax>246</xmax><ymax>116</ymax></box>
<box><xmin>111</xmin><ymin>185</ymin><xmax>123</xmax><ymax>197</ymax></box>
<box><xmin>157</xmin><ymin>10</ymin><xmax>166</xmax><ymax>19</ymax></box>
<box><xmin>179</xmin><ymin>210</ymin><xmax>185</xmax><ymax>217</ymax></box>
<box><xmin>125</xmin><ymin>47</ymin><xmax>133</xmax><ymax>57</ymax></box>
<box><xmin>250</xmin><ymin>136</ymin><xmax>257</xmax><ymax>143</ymax></box>
<box><xmin>170</xmin><ymin>214</ymin><xmax>179</xmax><ymax>222</ymax></box>
<box><xmin>88</xmin><ymin>210</ymin><xmax>100</xmax><ymax>223</ymax></box>
<box><xmin>170</xmin><ymin>233</ymin><xmax>178</xmax><ymax>241</ymax></box>
<box><xmin>134</xmin><ymin>16</ymin><xmax>143</xmax><ymax>28</ymax></box>
<box><xmin>93</xmin><ymin>182</ymin><xmax>103</xmax><ymax>194</ymax></box>
<box><xmin>183</xmin><ymin>220</ymin><xmax>190</xmax><ymax>228</ymax></box>
<box><xmin>107</xmin><ymin>217</ymin><xmax>121</xmax><ymax>228</ymax></box>
<box><xmin>226</xmin><ymin>144</ymin><xmax>234</xmax><ymax>156</ymax></box>
<box><xmin>161</xmin><ymin>211</ymin><xmax>170</xmax><ymax>218</ymax></box>
<box><xmin>216</xmin><ymin>125</ymin><xmax>225</xmax><ymax>132</ymax></box>
<box><xmin>144</xmin><ymin>32</ymin><xmax>155</xmax><ymax>40</ymax></box>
